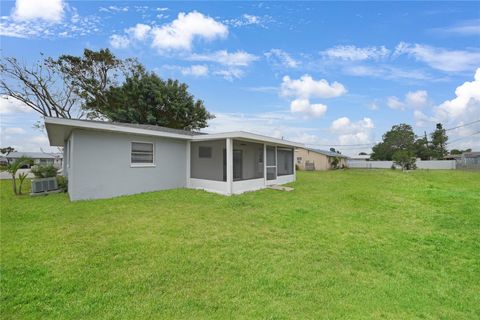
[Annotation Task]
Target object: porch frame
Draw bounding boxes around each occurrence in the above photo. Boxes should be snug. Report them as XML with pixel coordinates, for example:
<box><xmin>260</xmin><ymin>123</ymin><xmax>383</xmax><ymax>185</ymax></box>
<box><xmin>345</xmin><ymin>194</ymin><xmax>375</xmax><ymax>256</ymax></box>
<box><xmin>187</xmin><ymin>138</ymin><xmax>295</xmax><ymax>195</ymax></box>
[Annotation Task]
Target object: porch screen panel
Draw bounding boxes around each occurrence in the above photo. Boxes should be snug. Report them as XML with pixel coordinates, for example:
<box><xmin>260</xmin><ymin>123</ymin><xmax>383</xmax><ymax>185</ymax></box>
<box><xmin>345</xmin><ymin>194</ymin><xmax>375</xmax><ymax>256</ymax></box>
<box><xmin>277</xmin><ymin>148</ymin><xmax>294</xmax><ymax>176</ymax></box>
<box><xmin>232</xmin><ymin>140</ymin><xmax>264</xmax><ymax>181</ymax></box>
<box><xmin>190</xmin><ymin>140</ymin><xmax>226</xmax><ymax>181</ymax></box>
<box><xmin>266</xmin><ymin>146</ymin><xmax>276</xmax><ymax>166</ymax></box>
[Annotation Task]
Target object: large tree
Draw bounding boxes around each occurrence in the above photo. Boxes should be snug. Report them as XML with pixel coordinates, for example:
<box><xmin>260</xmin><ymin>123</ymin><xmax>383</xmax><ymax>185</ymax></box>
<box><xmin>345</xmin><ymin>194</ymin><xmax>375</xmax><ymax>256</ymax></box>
<box><xmin>85</xmin><ymin>71</ymin><xmax>214</xmax><ymax>130</ymax></box>
<box><xmin>0</xmin><ymin>49</ymin><xmax>139</xmax><ymax>119</ymax></box>
<box><xmin>430</xmin><ymin>123</ymin><xmax>448</xmax><ymax>159</ymax></box>
<box><xmin>371</xmin><ymin>124</ymin><xmax>416</xmax><ymax>160</ymax></box>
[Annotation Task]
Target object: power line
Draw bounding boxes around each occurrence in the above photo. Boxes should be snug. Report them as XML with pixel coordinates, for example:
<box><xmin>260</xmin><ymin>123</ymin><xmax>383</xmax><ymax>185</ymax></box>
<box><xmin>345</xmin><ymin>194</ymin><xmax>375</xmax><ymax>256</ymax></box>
<box><xmin>445</xmin><ymin>120</ymin><xmax>480</xmax><ymax>131</ymax></box>
<box><xmin>446</xmin><ymin>131</ymin><xmax>480</xmax><ymax>145</ymax></box>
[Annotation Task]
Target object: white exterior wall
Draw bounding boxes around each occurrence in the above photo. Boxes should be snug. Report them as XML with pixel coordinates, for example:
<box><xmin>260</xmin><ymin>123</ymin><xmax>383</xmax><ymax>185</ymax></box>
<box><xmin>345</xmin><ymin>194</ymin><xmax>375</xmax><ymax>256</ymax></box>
<box><xmin>232</xmin><ymin>178</ymin><xmax>265</xmax><ymax>194</ymax></box>
<box><xmin>69</xmin><ymin>129</ymin><xmax>187</xmax><ymax>200</ymax></box>
<box><xmin>188</xmin><ymin>178</ymin><xmax>229</xmax><ymax>195</ymax></box>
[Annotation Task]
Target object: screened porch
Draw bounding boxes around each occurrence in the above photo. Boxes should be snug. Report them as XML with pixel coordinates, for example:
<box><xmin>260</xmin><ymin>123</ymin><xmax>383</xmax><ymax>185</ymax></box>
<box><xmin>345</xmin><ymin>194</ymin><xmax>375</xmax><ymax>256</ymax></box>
<box><xmin>188</xmin><ymin>138</ymin><xmax>295</xmax><ymax>195</ymax></box>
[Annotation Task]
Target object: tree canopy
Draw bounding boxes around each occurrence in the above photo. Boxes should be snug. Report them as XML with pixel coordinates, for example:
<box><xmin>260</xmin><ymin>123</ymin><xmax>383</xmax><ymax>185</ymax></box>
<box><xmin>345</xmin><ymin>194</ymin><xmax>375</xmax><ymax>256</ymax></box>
<box><xmin>85</xmin><ymin>71</ymin><xmax>214</xmax><ymax>130</ymax></box>
<box><xmin>371</xmin><ymin>124</ymin><xmax>415</xmax><ymax>160</ymax></box>
<box><xmin>371</xmin><ymin>123</ymin><xmax>450</xmax><ymax>161</ymax></box>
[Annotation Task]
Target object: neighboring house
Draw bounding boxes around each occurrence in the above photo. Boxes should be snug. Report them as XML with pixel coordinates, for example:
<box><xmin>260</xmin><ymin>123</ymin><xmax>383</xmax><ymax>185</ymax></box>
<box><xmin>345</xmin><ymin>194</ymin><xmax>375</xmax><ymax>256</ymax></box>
<box><xmin>0</xmin><ymin>151</ymin><xmax>63</xmax><ymax>180</ymax></box>
<box><xmin>1</xmin><ymin>151</ymin><xmax>63</xmax><ymax>168</ymax></box>
<box><xmin>295</xmin><ymin>148</ymin><xmax>348</xmax><ymax>171</ymax></box>
<box><xmin>454</xmin><ymin>151</ymin><xmax>480</xmax><ymax>169</ymax></box>
<box><xmin>45</xmin><ymin>117</ymin><xmax>303</xmax><ymax>201</ymax></box>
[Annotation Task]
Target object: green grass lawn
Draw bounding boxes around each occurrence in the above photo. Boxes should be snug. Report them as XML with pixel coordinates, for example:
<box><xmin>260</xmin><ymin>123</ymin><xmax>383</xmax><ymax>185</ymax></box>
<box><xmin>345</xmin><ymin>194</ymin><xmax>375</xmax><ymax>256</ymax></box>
<box><xmin>1</xmin><ymin>170</ymin><xmax>479</xmax><ymax>319</ymax></box>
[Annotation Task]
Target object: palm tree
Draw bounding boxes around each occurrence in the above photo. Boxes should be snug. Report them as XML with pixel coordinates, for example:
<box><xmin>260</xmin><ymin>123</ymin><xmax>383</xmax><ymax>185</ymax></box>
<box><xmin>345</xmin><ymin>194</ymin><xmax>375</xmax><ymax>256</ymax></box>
<box><xmin>5</xmin><ymin>156</ymin><xmax>32</xmax><ymax>195</ymax></box>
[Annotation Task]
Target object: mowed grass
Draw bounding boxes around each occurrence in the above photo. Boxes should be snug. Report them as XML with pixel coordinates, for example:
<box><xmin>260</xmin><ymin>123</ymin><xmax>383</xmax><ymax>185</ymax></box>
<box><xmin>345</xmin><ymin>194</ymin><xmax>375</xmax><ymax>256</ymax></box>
<box><xmin>1</xmin><ymin>170</ymin><xmax>479</xmax><ymax>319</ymax></box>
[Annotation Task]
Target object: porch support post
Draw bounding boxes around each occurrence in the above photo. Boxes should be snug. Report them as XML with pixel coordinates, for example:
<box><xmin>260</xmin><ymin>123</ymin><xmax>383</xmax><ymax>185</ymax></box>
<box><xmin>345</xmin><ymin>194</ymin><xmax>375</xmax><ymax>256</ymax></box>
<box><xmin>263</xmin><ymin>143</ymin><xmax>267</xmax><ymax>186</ymax></box>
<box><xmin>186</xmin><ymin>140</ymin><xmax>191</xmax><ymax>187</ymax></box>
<box><xmin>226</xmin><ymin>138</ymin><xmax>233</xmax><ymax>194</ymax></box>
<box><xmin>293</xmin><ymin>147</ymin><xmax>296</xmax><ymax>181</ymax></box>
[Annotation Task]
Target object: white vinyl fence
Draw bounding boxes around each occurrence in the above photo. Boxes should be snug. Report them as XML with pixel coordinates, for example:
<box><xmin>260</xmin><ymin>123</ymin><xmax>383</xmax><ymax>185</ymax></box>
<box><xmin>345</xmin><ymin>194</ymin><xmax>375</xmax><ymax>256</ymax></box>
<box><xmin>348</xmin><ymin>160</ymin><xmax>456</xmax><ymax>170</ymax></box>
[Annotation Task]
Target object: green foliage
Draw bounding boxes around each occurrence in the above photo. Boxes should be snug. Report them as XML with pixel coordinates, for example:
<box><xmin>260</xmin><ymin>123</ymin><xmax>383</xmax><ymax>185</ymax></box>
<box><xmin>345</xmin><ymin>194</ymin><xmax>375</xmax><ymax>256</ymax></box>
<box><xmin>5</xmin><ymin>156</ymin><xmax>32</xmax><ymax>195</ymax></box>
<box><xmin>85</xmin><ymin>71</ymin><xmax>214</xmax><ymax>130</ymax></box>
<box><xmin>430</xmin><ymin>123</ymin><xmax>448</xmax><ymax>159</ymax></box>
<box><xmin>371</xmin><ymin>123</ymin><xmax>415</xmax><ymax>160</ymax></box>
<box><xmin>450</xmin><ymin>148</ymin><xmax>470</xmax><ymax>155</ymax></box>
<box><xmin>393</xmin><ymin>150</ymin><xmax>417</xmax><ymax>170</ymax></box>
<box><xmin>0</xmin><ymin>146</ymin><xmax>15</xmax><ymax>155</ymax></box>
<box><xmin>31</xmin><ymin>165</ymin><xmax>58</xmax><ymax>178</ymax></box>
<box><xmin>413</xmin><ymin>136</ymin><xmax>432</xmax><ymax>160</ymax></box>
<box><xmin>1</xmin><ymin>170</ymin><xmax>480</xmax><ymax>318</ymax></box>
<box><xmin>56</xmin><ymin>175</ymin><xmax>68</xmax><ymax>192</ymax></box>
<box><xmin>330</xmin><ymin>156</ymin><xmax>340</xmax><ymax>169</ymax></box>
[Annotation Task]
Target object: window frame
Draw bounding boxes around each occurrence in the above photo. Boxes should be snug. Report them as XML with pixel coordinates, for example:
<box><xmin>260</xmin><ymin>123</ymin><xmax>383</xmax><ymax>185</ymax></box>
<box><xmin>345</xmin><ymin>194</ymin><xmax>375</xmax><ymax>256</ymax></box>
<box><xmin>130</xmin><ymin>141</ymin><xmax>155</xmax><ymax>167</ymax></box>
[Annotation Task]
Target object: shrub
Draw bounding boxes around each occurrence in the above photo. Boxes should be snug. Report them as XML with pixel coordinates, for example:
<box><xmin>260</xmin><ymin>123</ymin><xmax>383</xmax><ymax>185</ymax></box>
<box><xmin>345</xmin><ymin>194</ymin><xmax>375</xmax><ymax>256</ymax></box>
<box><xmin>56</xmin><ymin>176</ymin><xmax>68</xmax><ymax>192</ymax></box>
<box><xmin>31</xmin><ymin>165</ymin><xmax>58</xmax><ymax>178</ymax></box>
<box><xmin>330</xmin><ymin>157</ymin><xmax>340</xmax><ymax>169</ymax></box>
<box><xmin>390</xmin><ymin>164</ymin><xmax>396</xmax><ymax>170</ymax></box>
<box><xmin>393</xmin><ymin>150</ymin><xmax>416</xmax><ymax>171</ymax></box>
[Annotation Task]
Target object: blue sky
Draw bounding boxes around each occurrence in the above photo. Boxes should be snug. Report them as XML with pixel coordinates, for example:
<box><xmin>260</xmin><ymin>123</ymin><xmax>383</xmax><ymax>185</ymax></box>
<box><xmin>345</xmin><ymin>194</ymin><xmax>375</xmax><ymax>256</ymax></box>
<box><xmin>1</xmin><ymin>0</ymin><xmax>479</xmax><ymax>155</ymax></box>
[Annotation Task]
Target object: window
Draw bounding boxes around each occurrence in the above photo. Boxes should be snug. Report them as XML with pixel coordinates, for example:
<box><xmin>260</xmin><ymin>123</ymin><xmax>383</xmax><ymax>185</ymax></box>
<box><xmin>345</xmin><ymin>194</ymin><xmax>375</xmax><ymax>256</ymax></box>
<box><xmin>198</xmin><ymin>146</ymin><xmax>212</xmax><ymax>158</ymax></box>
<box><xmin>131</xmin><ymin>142</ymin><xmax>154</xmax><ymax>165</ymax></box>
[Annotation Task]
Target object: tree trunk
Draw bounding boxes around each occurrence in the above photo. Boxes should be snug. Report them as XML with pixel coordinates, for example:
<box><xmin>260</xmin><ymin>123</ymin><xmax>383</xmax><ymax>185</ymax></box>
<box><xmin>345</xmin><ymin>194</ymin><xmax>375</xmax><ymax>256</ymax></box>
<box><xmin>11</xmin><ymin>175</ymin><xmax>17</xmax><ymax>195</ymax></box>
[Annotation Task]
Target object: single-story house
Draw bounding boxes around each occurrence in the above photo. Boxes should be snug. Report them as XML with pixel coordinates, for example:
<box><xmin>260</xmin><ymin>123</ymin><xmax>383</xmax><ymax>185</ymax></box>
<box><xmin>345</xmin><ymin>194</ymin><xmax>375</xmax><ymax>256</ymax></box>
<box><xmin>295</xmin><ymin>148</ymin><xmax>348</xmax><ymax>171</ymax></box>
<box><xmin>45</xmin><ymin>117</ymin><xmax>303</xmax><ymax>201</ymax></box>
<box><xmin>447</xmin><ymin>151</ymin><xmax>480</xmax><ymax>169</ymax></box>
<box><xmin>0</xmin><ymin>151</ymin><xmax>63</xmax><ymax>168</ymax></box>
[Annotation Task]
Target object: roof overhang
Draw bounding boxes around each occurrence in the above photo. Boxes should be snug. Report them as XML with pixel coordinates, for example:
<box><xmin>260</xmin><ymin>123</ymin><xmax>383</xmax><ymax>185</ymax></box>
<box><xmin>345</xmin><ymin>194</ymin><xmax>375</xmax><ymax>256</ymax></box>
<box><xmin>191</xmin><ymin>131</ymin><xmax>304</xmax><ymax>148</ymax></box>
<box><xmin>44</xmin><ymin>117</ymin><xmax>304</xmax><ymax>148</ymax></box>
<box><xmin>45</xmin><ymin>117</ymin><xmax>193</xmax><ymax>146</ymax></box>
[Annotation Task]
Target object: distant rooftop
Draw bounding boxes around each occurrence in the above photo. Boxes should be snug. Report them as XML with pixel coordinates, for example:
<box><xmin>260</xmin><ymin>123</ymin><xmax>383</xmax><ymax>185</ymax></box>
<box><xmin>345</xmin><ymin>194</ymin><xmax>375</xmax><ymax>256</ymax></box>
<box><xmin>301</xmin><ymin>147</ymin><xmax>349</xmax><ymax>158</ymax></box>
<box><xmin>3</xmin><ymin>151</ymin><xmax>62</xmax><ymax>159</ymax></box>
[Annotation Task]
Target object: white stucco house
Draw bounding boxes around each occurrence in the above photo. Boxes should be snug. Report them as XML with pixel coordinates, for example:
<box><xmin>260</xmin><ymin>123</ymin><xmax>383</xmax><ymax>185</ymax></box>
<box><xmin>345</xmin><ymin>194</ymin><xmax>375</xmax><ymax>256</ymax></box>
<box><xmin>45</xmin><ymin>117</ymin><xmax>303</xmax><ymax>201</ymax></box>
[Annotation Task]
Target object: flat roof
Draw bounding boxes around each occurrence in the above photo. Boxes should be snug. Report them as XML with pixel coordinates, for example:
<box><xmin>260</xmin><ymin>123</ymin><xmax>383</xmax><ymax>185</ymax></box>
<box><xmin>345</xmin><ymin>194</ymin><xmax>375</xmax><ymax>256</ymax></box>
<box><xmin>45</xmin><ymin>117</ymin><xmax>304</xmax><ymax>148</ymax></box>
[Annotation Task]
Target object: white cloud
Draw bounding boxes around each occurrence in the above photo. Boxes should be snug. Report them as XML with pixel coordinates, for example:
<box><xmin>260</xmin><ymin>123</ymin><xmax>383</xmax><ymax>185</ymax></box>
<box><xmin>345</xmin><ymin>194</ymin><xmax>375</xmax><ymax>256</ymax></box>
<box><xmin>343</xmin><ymin>65</ymin><xmax>433</xmax><ymax>81</ymax></box>
<box><xmin>434</xmin><ymin>68</ymin><xmax>480</xmax><ymax>123</ymax></box>
<box><xmin>224</xmin><ymin>14</ymin><xmax>273</xmax><ymax>28</ymax></box>
<box><xmin>213</xmin><ymin>68</ymin><xmax>245</xmax><ymax>81</ymax></box>
<box><xmin>290</xmin><ymin>99</ymin><xmax>327</xmax><ymax>118</ymax></box>
<box><xmin>394</xmin><ymin>42</ymin><xmax>480</xmax><ymax>72</ymax></box>
<box><xmin>151</xmin><ymin>11</ymin><xmax>228</xmax><ymax>51</ymax></box>
<box><xmin>0</xmin><ymin>5</ymin><xmax>101</xmax><ymax>39</ymax></box>
<box><xmin>187</xmin><ymin>50</ymin><xmax>258</xmax><ymax>66</ymax></box>
<box><xmin>109</xmin><ymin>34</ymin><xmax>130</xmax><ymax>49</ymax></box>
<box><xmin>0</xmin><ymin>96</ymin><xmax>32</xmax><ymax>114</ymax></box>
<box><xmin>388</xmin><ymin>90</ymin><xmax>429</xmax><ymax>110</ymax></box>
<box><xmin>405</xmin><ymin>90</ymin><xmax>429</xmax><ymax>108</ymax></box>
<box><xmin>3</xmin><ymin>127</ymin><xmax>26</xmax><ymax>134</ymax></box>
<box><xmin>387</xmin><ymin>96</ymin><xmax>405</xmax><ymax>110</ymax></box>
<box><xmin>127</xmin><ymin>23</ymin><xmax>151</xmax><ymax>41</ymax></box>
<box><xmin>431</xmin><ymin>20</ymin><xmax>480</xmax><ymax>36</ymax></box>
<box><xmin>99</xmin><ymin>6</ymin><xmax>129</xmax><ymax>13</ymax></box>
<box><xmin>265</xmin><ymin>49</ymin><xmax>299</xmax><ymax>68</ymax></box>
<box><xmin>13</xmin><ymin>0</ymin><xmax>64</xmax><ymax>22</ymax></box>
<box><xmin>281</xmin><ymin>75</ymin><xmax>347</xmax><ymax>99</ymax></box>
<box><xmin>181</xmin><ymin>65</ymin><xmax>209</xmax><ymax>77</ymax></box>
<box><xmin>322</xmin><ymin>45</ymin><xmax>390</xmax><ymax>61</ymax></box>
<box><xmin>330</xmin><ymin>117</ymin><xmax>375</xmax><ymax>145</ymax></box>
